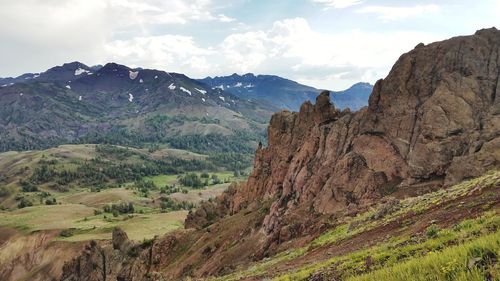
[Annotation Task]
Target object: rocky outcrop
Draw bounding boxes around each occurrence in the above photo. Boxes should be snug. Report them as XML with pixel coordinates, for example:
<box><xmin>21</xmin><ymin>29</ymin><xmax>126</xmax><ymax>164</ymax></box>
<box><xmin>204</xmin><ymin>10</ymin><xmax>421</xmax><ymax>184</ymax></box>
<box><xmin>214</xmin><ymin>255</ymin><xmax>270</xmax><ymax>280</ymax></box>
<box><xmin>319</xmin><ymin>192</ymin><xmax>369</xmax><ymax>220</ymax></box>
<box><xmin>64</xmin><ymin>28</ymin><xmax>500</xmax><ymax>280</ymax></box>
<box><xmin>112</xmin><ymin>227</ymin><xmax>131</xmax><ymax>251</ymax></box>
<box><xmin>188</xmin><ymin>27</ymin><xmax>500</xmax><ymax>238</ymax></box>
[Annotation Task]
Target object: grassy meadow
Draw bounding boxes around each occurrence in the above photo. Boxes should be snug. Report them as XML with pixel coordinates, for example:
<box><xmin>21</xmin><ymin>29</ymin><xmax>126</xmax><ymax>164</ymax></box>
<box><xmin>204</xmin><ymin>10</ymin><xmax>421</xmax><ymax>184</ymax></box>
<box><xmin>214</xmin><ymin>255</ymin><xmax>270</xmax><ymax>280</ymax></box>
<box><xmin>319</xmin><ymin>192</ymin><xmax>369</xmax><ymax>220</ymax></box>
<box><xmin>0</xmin><ymin>144</ymin><xmax>250</xmax><ymax>242</ymax></box>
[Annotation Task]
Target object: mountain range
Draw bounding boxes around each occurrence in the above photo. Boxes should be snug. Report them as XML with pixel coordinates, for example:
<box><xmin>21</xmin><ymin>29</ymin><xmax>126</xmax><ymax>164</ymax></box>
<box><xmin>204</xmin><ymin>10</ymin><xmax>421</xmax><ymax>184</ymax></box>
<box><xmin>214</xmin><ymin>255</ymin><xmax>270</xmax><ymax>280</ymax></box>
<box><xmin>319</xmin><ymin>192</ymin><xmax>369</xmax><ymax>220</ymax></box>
<box><xmin>0</xmin><ymin>62</ymin><xmax>277</xmax><ymax>153</ymax></box>
<box><xmin>199</xmin><ymin>73</ymin><xmax>372</xmax><ymax>111</ymax></box>
<box><xmin>0</xmin><ymin>63</ymin><xmax>371</xmax><ymax>154</ymax></box>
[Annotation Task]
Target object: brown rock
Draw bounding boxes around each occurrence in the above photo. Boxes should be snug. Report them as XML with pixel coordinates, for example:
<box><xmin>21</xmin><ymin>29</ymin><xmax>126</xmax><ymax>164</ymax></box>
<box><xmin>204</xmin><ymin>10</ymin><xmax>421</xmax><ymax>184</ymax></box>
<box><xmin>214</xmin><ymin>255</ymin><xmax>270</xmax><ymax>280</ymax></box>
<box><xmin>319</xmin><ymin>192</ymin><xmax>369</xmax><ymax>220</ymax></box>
<box><xmin>112</xmin><ymin>227</ymin><xmax>129</xmax><ymax>251</ymax></box>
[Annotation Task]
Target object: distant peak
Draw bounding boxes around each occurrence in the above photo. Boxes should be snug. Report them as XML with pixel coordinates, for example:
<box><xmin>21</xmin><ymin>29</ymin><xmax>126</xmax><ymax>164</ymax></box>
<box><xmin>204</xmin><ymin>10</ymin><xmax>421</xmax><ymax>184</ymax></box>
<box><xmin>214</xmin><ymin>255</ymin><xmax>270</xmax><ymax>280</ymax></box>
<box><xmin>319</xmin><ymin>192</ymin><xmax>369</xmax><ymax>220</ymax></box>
<box><xmin>102</xmin><ymin>62</ymin><xmax>129</xmax><ymax>69</ymax></box>
<box><xmin>349</xmin><ymin>82</ymin><xmax>373</xmax><ymax>89</ymax></box>
<box><xmin>99</xmin><ymin>62</ymin><xmax>132</xmax><ymax>73</ymax></box>
<box><xmin>61</xmin><ymin>61</ymin><xmax>89</xmax><ymax>70</ymax></box>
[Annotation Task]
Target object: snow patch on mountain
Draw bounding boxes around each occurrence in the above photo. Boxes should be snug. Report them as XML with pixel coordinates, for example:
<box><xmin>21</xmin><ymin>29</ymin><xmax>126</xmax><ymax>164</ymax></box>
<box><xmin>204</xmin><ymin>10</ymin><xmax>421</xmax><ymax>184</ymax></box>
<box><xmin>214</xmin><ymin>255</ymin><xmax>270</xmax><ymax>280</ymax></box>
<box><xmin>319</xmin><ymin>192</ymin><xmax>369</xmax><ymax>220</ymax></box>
<box><xmin>195</xmin><ymin>88</ymin><xmax>207</xmax><ymax>95</ymax></box>
<box><xmin>180</xmin><ymin>87</ymin><xmax>192</xmax><ymax>96</ymax></box>
<box><xmin>129</xmin><ymin>71</ymin><xmax>139</xmax><ymax>80</ymax></box>
<box><xmin>168</xmin><ymin>83</ymin><xmax>176</xmax><ymax>90</ymax></box>
<box><xmin>74</xmin><ymin>68</ymin><xmax>89</xmax><ymax>76</ymax></box>
<box><xmin>128</xmin><ymin>93</ymin><xmax>134</xmax><ymax>102</ymax></box>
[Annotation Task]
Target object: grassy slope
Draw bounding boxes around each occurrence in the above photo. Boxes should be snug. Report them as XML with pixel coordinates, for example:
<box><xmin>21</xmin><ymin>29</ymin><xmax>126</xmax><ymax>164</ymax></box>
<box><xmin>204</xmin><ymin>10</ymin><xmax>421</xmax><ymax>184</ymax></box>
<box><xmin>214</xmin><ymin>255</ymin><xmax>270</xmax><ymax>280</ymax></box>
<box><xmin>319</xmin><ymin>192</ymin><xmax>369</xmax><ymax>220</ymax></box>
<box><xmin>212</xmin><ymin>171</ymin><xmax>500</xmax><ymax>281</ymax></box>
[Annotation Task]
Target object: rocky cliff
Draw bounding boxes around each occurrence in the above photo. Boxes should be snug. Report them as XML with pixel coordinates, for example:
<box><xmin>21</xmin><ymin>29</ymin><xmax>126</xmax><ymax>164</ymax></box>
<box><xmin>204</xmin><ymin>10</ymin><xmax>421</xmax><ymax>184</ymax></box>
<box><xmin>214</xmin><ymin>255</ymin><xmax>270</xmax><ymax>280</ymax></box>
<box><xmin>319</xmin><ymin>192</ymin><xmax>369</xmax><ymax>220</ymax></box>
<box><xmin>188</xmin><ymin>27</ymin><xmax>500</xmax><ymax>234</ymax></box>
<box><xmin>61</xmin><ymin>28</ymin><xmax>500</xmax><ymax>280</ymax></box>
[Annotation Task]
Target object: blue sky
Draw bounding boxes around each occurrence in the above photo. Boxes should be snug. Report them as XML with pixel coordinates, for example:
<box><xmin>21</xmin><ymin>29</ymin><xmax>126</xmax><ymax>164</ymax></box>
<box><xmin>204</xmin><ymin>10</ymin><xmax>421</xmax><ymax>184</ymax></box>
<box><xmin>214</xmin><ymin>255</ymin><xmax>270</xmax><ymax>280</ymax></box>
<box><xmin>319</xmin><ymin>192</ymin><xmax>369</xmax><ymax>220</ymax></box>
<box><xmin>0</xmin><ymin>0</ymin><xmax>499</xmax><ymax>90</ymax></box>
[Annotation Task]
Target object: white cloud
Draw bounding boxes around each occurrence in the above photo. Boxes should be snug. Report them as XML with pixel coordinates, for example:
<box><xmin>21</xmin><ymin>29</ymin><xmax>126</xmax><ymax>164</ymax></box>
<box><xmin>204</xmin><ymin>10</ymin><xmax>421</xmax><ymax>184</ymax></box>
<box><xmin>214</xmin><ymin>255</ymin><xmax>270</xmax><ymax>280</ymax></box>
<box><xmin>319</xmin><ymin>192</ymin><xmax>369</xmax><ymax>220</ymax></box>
<box><xmin>105</xmin><ymin>35</ymin><xmax>213</xmax><ymax>75</ymax></box>
<box><xmin>217</xmin><ymin>14</ymin><xmax>236</xmax><ymax>23</ymax></box>
<box><xmin>0</xmin><ymin>0</ymin><xmax>109</xmax><ymax>75</ymax></box>
<box><xmin>215</xmin><ymin>17</ymin><xmax>439</xmax><ymax>89</ymax></box>
<box><xmin>107</xmin><ymin>0</ymin><xmax>229</xmax><ymax>25</ymax></box>
<box><xmin>357</xmin><ymin>4</ymin><xmax>440</xmax><ymax>21</ymax></box>
<box><xmin>0</xmin><ymin>0</ymin><xmax>235</xmax><ymax>77</ymax></box>
<box><xmin>221</xmin><ymin>31</ymin><xmax>269</xmax><ymax>72</ymax></box>
<box><xmin>311</xmin><ymin>0</ymin><xmax>363</xmax><ymax>8</ymax></box>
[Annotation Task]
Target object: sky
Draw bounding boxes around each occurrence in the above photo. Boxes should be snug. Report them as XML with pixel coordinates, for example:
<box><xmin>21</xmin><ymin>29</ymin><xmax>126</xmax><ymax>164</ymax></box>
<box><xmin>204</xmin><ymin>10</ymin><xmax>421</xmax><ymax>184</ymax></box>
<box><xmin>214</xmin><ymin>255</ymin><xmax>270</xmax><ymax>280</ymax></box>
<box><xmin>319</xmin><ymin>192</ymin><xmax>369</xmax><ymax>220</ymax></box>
<box><xmin>0</xmin><ymin>0</ymin><xmax>499</xmax><ymax>90</ymax></box>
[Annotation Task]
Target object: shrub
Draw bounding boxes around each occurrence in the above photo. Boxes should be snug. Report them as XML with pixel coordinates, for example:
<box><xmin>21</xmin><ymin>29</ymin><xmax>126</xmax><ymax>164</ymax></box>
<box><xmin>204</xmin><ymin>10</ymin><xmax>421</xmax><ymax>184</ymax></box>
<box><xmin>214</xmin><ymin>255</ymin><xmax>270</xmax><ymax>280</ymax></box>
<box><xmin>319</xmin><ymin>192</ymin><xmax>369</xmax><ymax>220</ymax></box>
<box><xmin>426</xmin><ymin>224</ymin><xmax>439</xmax><ymax>238</ymax></box>
<box><xmin>19</xmin><ymin>180</ymin><xmax>38</xmax><ymax>192</ymax></box>
<box><xmin>45</xmin><ymin>198</ymin><xmax>57</xmax><ymax>205</ymax></box>
<box><xmin>0</xmin><ymin>186</ymin><xmax>10</xmax><ymax>197</ymax></box>
<box><xmin>160</xmin><ymin>197</ymin><xmax>195</xmax><ymax>211</ymax></box>
<box><xmin>60</xmin><ymin>229</ymin><xmax>74</xmax><ymax>237</ymax></box>
<box><xmin>103</xmin><ymin>202</ymin><xmax>134</xmax><ymax>215</ymax></box>
<box><xmin>127</xmin><ymin>246</ymin><xmax>139</xmax><ymax>257</ymax></box>
<box><xmin>141</xmin><ymin>238</ymin><xmax>154</xmax><ymax>248</ymax></box>
<box><xmin>179</xmin><ymin>173</ymin><xmax>204</xmax><ymax>188</ymax></box>
<box><xmin>17</xmin><ymin>198</ymin><xmax>33</xmax><ymax>209</ymax></box>
<box><xmin>211</xmin><ymin>174</ymin><xmax>222</xmax><ymax>185</ymax></box>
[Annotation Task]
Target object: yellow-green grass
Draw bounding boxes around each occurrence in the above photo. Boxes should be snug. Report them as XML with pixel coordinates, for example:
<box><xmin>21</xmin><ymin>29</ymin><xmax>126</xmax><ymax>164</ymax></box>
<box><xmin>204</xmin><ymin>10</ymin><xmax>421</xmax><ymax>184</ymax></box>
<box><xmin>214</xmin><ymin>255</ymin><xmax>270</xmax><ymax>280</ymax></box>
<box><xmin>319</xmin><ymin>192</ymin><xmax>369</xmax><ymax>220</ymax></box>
<box><xmin>57</xmin><ymin>188</ymin><xmax>147</xmax><ymax>208</ymax></box>
<box><xmin>169</xmin><ymin>183</ymin><xmax>230</xmax><ymax>204</ymax></box>
<box><xmin>144</xmin><ymin>171</ymin><xmax>239</xmax><ymax>189</ymax></box>
<box><xmin>0</xmin><ymin>144</ymin><xmax>98</xmax><ymax>208</ymax></box>
<box><xmin>273</xmin><ymin>211</ymin><xmax>500</xmax><ymax>281</ymax></box>
<box><xmin>0</xmin><ymin>145</ymin><xmax>93</xmax><ymax>183</ymax></box>
<box><xmin>211</xmin><ymin>171</ymin><xmax>241</xmax><ymax>182</ymax></box>
<box><xmin>58</xmin><ymin>211</ymin><xmax>187</xmax><ymax>241</ymax></box>
<box><xmin>146</xmin><ymin>147</ymin><xmax>208</xmax><ymax>160</ymax></box>
<box><xmin>0</xmin><ymin>204</ymin><xmax>95</xmax><ymax>232</ymax></box>
<box><xmin>143</xmin><ymin>174</ymin><xmax>180</xmax><ymax>187</ymax></box>
<box><xmin>348</xmin><ymin>232</ymin><xmax>500</xmax><ymax>281</ymax></box>
<box><xmin>213</xmin><ymin>171</ymin><xmax>500</xmax><ymax>281</ymax></box>
<box><xmin>0</xmin><ymin>203</ymin><xmax>187</xmax><ymax>241</ymax></box>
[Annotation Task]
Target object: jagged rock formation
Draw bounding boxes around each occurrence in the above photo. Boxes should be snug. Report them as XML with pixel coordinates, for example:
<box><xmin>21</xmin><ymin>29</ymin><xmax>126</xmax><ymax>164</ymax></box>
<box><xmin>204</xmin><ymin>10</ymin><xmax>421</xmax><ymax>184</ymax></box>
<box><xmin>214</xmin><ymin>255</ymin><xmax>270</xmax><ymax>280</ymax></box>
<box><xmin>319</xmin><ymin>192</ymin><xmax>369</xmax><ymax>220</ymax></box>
<box><xmin>189</xmin><ymin>27</ymin><xmax>499</xmax><ymax>231</ymax></box>
<box><xmin>61</xmin><ymin>228</ymin><xmax>160</xmax><ymax>281</ymax></box>
<box><xmin>62</xmin><ymin>28</ymin><xmax>500</xmax><ymax>280</ymax></box>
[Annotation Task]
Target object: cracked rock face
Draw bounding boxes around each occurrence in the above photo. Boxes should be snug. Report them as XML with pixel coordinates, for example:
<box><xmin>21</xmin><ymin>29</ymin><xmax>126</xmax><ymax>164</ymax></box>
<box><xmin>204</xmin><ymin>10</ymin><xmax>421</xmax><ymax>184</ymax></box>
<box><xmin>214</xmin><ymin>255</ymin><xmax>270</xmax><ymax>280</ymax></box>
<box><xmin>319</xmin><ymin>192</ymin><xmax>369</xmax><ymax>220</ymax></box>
<box><xmin>187</xmin><ymin>28</ymin><xmax>500</xmax><ymax>236</ymax></box>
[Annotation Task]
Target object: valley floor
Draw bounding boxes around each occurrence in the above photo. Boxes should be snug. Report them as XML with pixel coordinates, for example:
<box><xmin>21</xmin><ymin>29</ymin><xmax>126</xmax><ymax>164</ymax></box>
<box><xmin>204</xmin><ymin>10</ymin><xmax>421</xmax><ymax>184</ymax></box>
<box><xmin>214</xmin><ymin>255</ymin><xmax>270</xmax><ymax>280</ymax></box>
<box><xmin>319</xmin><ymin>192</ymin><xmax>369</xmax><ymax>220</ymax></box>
<box><xmin>0</xmin><ymin>144</ymin><xmax>248</xmax><ymax>280</ymax></box>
